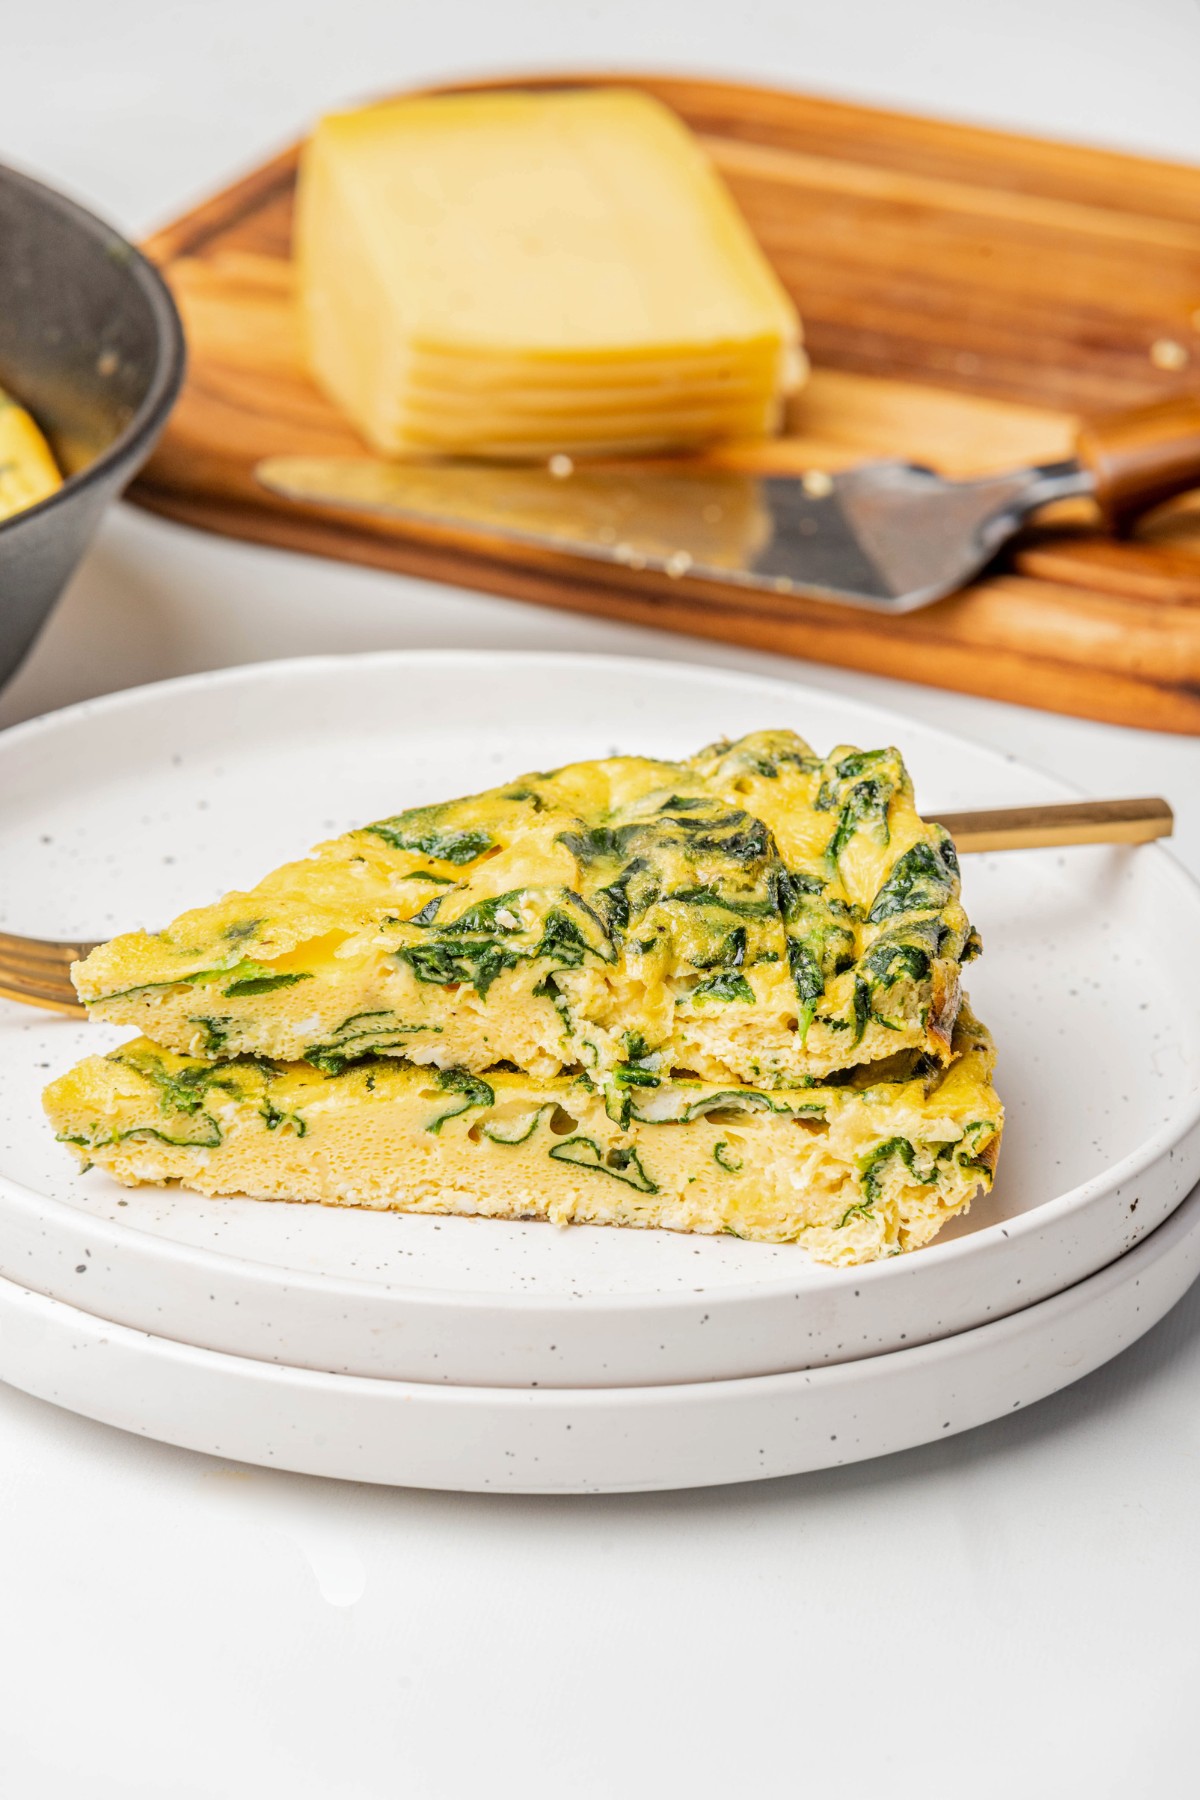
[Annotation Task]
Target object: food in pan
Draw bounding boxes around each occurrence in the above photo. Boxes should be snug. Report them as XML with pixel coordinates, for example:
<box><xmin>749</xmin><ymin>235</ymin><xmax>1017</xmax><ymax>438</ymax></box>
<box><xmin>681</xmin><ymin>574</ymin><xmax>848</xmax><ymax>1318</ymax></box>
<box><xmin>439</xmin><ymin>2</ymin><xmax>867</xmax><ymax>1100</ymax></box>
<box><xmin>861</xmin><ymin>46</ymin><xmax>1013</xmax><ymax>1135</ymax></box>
<box><xmin>295</xmin><ymin>87</ymin><xmax>804</xmax><ymax>459</ymax></box>
<box><xmin>72</xmin><ymin>731</ymin><xmax>979</xmax><ymax>1095</ymax></box>
<box><xmin>0</xmin><ymin>381</ymin><xmax>62</xmax><ymax>522</ymax></box>
<box><xmin>43</xmin><ymin>1008</ymin><xmax>1001</xmax><ymax>1265</ymax></box>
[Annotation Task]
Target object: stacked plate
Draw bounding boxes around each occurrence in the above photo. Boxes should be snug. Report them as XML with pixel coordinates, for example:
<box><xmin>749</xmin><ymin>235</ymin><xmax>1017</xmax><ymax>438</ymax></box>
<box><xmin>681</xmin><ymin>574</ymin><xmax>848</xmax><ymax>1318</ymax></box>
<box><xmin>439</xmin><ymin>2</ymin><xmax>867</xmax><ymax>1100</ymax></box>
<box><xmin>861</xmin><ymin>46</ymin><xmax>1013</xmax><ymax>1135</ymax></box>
<box><xmin>1</xmin><ymin>652</ymin><xmax>1198</xmax><ymax>1492</ymax></box>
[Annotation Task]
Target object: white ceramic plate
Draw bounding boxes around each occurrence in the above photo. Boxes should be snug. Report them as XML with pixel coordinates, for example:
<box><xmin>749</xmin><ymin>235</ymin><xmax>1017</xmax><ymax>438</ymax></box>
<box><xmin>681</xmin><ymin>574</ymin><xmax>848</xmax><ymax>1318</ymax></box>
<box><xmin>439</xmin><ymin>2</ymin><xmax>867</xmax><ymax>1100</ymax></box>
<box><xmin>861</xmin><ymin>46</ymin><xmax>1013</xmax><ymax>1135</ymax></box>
<box><xmin>1</xmin><ymin>652</ymin><xmax>1198</xmax><ymax>1387</ymax></box>
<box><xmin>2</xmin><ymin>1177</ymin><xmax>1197</xmax><ymax>1494</ymax></box>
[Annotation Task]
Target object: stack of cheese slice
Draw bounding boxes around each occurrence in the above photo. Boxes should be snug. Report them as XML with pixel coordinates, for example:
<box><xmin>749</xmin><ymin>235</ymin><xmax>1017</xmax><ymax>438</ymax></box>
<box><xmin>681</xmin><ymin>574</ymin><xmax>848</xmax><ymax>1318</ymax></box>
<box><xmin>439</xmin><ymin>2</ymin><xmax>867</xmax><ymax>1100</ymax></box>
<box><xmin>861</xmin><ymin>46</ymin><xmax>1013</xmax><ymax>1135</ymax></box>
<box><xmin>47</xmin><ymin>731</ymin><xmax>1003</xmax><ymax>1266</ymax></box>
<box><xmin>295</xmin><ymin>88</ymin><xmax>805</xmax><ymax>459</ymax></box>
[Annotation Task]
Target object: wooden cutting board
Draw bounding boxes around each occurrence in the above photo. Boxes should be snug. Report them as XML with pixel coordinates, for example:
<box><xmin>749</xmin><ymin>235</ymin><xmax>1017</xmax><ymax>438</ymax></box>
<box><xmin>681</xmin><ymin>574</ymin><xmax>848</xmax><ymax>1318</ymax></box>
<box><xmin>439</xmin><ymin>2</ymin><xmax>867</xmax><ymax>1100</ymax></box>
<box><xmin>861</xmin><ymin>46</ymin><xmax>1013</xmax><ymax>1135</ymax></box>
<box><xmin>130</xmin><ymin>72</ymin><xmax>1200</xmax><ymax>733</ymax></box>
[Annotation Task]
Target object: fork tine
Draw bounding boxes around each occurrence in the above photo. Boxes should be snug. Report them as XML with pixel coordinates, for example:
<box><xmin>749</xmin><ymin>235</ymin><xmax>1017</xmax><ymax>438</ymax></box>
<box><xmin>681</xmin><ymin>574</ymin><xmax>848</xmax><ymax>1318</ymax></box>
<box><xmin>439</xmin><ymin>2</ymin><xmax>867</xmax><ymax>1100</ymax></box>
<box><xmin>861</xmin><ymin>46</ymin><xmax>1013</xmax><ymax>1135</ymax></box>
<box><xmin>0</xmin><ymin>972</ymin><xmax>81</xmax><ymax>1000</ymax></box>
<box><xmin>0</xmin><ymin>948</ymin><xmax>81</xmax><ymax>980</ymax></box>
<box><xmin>0</xmin><ymin>934</ymin><xmax>97</xmax><ymax>1000</ymax></box>
<box><xmin>0</xmin><ymin>947</ymin><xmax>85</xmax><ymax>998</ymax></box>
<box><xmin>0</xmin><ymin>931</ymin><xmax>100</xmax><ymax>962</ymax></box>
<box><xmin>0</xmin><ymin>972</ymin><xmax>79</xmax><ymax>1001</ymax></box>
<box><xmin>0</xmin><ymin>941</ymin><xmax>80</xmax><ymax>975</ymax></box>
<box><xmin>0</xmin><ymin>923</ymin><xmax>93</xmax><ymax>1011</ymax></box>
<box><xmin>0</xmin><ymin>950</ymin><xmax>83</xmax><ymax>979</ymax></box>
<box><xmin>0</xmin><ymin>978</ymin><xmax>86</xmax><ymax>1014</ymax></box>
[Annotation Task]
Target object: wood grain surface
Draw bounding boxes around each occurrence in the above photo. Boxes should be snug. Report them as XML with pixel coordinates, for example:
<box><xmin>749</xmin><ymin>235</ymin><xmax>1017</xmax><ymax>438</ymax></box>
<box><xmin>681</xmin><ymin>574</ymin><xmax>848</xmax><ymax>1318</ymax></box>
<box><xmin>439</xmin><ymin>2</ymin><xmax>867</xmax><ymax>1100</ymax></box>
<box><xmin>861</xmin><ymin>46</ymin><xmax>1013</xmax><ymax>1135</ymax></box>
<box><xmin>131</xmin><ymin>72</ymin><xmax>1200</xmax><ymax>732</ymax></box>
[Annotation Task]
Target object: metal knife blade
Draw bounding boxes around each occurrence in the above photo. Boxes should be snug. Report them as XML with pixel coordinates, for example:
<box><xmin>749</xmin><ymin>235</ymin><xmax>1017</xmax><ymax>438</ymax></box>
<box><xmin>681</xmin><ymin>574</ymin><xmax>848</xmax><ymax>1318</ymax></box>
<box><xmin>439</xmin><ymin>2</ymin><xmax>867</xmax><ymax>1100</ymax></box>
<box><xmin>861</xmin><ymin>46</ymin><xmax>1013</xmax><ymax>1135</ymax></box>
<box><xmin>255</xmin><ymin>452</ymin><xmax>1093</xmax><ymax>614</ymax></box>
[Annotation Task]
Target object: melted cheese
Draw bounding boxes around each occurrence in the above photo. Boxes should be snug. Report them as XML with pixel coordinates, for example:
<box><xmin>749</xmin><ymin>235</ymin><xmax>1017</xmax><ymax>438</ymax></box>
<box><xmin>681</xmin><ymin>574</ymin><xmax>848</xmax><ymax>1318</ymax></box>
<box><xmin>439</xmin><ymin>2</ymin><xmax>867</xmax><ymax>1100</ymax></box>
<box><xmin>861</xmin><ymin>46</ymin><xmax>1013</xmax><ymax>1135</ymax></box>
<box><xmin>75</xmin><ymin>730</ymin><xmax>978</xmax><ymax>1094</ymax></box>
<box><xmin>44</xmin><ymin>1010</ymin><xmax>1002</xmax><ymax>1265</ymax></box>
<box><xmin>295</xmin><ymin>87</ymin><xmax>803</xmax><ymax>458</ymax></box>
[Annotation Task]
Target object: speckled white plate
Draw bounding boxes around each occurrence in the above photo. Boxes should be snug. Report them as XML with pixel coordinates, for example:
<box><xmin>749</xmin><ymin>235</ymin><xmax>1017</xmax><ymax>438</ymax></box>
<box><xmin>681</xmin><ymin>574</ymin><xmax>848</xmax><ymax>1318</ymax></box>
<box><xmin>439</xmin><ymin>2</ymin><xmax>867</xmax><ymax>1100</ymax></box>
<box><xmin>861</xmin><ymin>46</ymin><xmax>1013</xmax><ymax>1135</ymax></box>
<box><xmin>1</xmin><ymin>651</ymin><xmax>1198</xmax><ymax>1387</ymax></box>
<box><xmin>2</xmin><ymin>1176</ymin><xmax>1197</xmax><ymax>1493</ymax></box>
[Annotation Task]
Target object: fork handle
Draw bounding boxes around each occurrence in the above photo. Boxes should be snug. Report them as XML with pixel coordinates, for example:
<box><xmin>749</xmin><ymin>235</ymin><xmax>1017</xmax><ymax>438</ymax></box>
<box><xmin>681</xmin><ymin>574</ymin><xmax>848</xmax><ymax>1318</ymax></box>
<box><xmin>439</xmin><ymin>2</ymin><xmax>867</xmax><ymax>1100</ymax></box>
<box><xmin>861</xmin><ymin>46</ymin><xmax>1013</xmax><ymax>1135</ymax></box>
<box><xmin>1074</xmin><ymin>395</ymin><xmax>1200</xmax><ymax>530</ymax></box>
<box><xmin>930</xmin><ymin>795</ymin><xmax>1173</xmax><ymax>853</ymax></box>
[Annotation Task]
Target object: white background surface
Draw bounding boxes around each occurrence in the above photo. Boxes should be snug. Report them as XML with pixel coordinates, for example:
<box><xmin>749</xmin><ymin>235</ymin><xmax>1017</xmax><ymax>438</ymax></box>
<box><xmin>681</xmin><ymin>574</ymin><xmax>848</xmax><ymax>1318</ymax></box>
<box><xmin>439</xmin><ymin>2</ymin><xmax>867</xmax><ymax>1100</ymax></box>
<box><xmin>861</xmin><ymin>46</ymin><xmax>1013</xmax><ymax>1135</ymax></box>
<box><xmin>3</xmin><ymin>3</ymin><xmax>1200</xmax><ymax>1794</ymax></box>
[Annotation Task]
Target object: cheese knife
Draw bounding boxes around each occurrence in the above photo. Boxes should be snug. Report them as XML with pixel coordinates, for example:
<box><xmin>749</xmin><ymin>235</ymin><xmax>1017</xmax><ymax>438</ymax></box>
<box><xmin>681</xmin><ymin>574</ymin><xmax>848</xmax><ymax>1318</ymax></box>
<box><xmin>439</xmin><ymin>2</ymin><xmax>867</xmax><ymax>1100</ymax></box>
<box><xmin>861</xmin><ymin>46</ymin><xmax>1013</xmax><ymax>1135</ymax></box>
<box><xmin>256</xmin><ymin>395</ymin><xmax>1200</xmax><ymax>614</ymax></box>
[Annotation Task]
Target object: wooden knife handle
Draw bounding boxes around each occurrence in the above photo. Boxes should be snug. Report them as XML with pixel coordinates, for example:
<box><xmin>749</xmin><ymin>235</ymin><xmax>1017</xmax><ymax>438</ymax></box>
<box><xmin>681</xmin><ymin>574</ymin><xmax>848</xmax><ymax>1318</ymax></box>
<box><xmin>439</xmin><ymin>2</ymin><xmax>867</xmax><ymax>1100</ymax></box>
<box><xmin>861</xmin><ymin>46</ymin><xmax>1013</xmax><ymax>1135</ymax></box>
<box><xmin>1074</xmin><ymin>394</ymin><xmax>1200</xmax><ymax>530</ymax></box>
<box><xmin>929</xmin><ymin>795</ymin><xmax>1174</xmax><ymax>853</ymax></box>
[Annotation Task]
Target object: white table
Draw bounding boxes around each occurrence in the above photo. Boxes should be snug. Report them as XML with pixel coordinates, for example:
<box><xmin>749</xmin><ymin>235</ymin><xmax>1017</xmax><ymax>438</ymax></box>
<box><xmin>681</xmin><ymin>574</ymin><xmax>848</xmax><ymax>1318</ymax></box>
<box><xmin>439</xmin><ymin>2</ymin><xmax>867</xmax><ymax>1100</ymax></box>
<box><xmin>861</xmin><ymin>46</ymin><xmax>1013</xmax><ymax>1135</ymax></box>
<box><xmin>4</xmin><ymin>7</ymin><xmax>1199</xmax><ymax>1794</ymax></box>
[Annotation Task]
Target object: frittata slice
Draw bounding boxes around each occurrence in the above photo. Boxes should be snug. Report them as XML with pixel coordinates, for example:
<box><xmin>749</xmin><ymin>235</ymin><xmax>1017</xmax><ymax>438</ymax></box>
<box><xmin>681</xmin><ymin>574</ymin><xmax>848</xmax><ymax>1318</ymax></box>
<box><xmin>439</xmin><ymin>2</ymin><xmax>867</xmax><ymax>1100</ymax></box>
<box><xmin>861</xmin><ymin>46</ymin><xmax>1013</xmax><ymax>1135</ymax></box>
<box><xmin>74</xmin><ymin>731</ymin><xmax>978</xmax><ymax>1094</ymax></box>
<box><xmin>43</xmin><ymin>1009</ymin><xmax>1002</xmax><ymax>1266</ymax></box>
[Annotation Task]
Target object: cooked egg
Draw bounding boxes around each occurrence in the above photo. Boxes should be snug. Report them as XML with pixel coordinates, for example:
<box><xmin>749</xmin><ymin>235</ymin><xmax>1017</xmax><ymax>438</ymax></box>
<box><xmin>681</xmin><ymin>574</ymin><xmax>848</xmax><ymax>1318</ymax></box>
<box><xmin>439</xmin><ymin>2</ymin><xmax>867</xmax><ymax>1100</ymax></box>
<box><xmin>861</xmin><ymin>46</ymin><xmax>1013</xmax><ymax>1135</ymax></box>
<box><xmin>43</xmin><ymin>1008</ymin><xmax>1001</xmax><ymax>1265</ymax></box>
<box><xmin>74</xmin><ymin>730</ymin><xmax>978</xmax><ymax>1096</ymax></box>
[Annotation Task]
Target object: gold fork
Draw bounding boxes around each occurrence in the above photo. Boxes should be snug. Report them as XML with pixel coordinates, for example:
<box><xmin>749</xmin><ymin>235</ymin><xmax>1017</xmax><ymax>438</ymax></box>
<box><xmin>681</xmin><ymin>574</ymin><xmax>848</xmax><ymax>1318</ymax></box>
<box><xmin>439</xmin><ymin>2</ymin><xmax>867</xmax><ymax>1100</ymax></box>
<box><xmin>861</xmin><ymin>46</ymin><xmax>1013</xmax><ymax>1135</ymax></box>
<box><xmin>0</xmin><ymin>796</ymin><xmax>1175</xmax><ymax>1017</ymax></box>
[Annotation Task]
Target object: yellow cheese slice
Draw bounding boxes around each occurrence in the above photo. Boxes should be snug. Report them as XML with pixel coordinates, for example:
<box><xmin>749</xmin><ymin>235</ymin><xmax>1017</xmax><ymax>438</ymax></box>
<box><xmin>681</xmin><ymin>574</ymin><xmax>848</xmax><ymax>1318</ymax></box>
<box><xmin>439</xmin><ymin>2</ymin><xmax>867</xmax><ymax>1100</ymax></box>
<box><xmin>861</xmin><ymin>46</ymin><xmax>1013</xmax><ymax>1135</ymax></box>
<box><xmin>399</xmin><ymin>338</ymin><xmax>791</xmax><ymax>392</ymax></box>
<box><xmin>387</xmin><ymin>399</ymin><xmax>782</xmax><ymax>459</ymax></box>
<box><xmin>396</xmin><ymin>369</ymin><xmax>781</xmax><ymax>418</ymax></box>
<box><xmin>296</xmin><ymin>87</ymin><xmax>803</xmax><ymax>458</ymax></box>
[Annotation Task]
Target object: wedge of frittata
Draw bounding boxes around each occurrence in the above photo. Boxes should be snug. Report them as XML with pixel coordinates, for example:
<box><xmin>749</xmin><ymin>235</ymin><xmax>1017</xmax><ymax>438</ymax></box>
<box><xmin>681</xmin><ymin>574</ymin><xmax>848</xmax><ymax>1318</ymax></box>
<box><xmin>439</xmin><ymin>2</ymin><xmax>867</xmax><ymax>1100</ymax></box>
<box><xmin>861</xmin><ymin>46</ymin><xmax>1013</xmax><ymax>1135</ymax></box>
<box><xmin>44</xmin><ymin>1007</ymin><xmax>1001</xmax><ymax>1265</ymax></box>
<box><xmin>72</xmin><ymin>731</ymin><xmax>978</xmax><ymax>1099</ymax></box>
